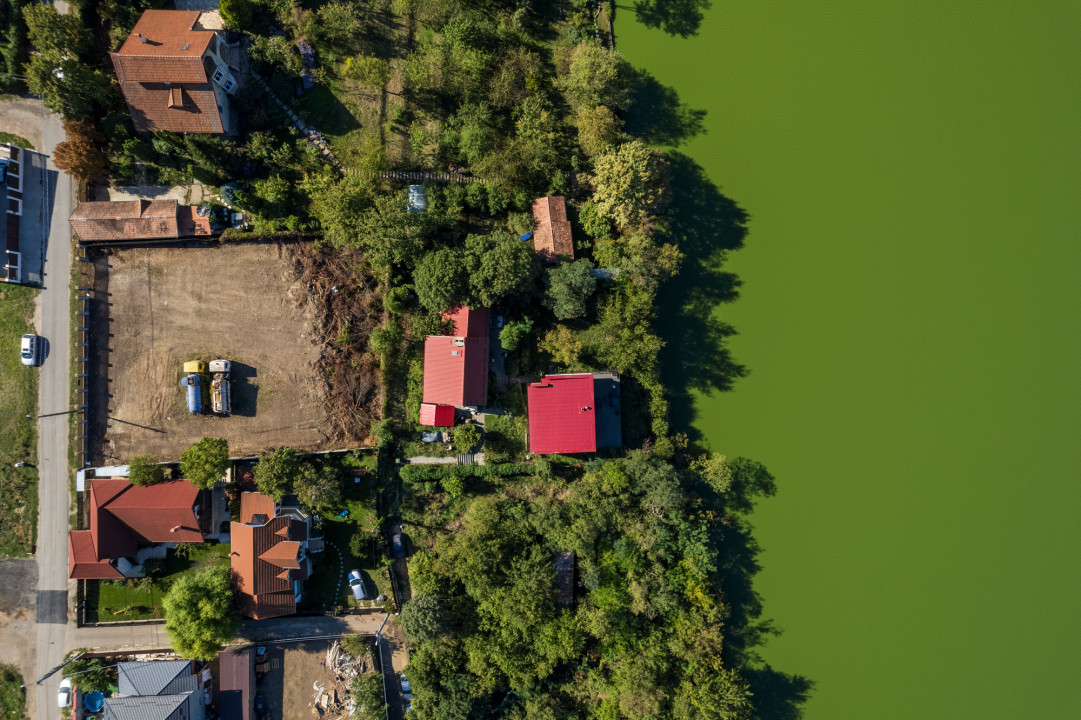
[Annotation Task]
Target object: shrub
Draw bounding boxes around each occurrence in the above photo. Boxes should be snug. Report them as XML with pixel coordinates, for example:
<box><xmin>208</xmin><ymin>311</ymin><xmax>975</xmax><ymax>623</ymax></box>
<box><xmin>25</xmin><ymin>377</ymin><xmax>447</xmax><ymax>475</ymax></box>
<box><xmin>128</xmin><ymin>455</ymin><xmax>164</xmax><ymax>486</ymax></box>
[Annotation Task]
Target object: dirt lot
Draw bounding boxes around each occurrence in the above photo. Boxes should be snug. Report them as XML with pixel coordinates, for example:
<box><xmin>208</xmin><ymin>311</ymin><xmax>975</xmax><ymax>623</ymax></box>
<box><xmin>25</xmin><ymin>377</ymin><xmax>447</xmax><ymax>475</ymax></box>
<box><xmin>258</xmin><ymin>639</ymin><xmax>379</xmax><ymax>720</ymax></box>
<box><xmin>93</xmin><ymin>242</ymin><xmax>378</xmax><ymax>461</ymax></box>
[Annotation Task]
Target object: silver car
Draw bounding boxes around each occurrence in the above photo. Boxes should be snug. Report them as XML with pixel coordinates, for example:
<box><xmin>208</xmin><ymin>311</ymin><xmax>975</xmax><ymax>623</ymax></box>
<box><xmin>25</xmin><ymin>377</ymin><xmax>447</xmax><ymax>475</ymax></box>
<box><xmin>348</xmin><ymin>569</ymin><xmax>367</xmax><ymax>601</ymax></box>
<box><xmin>20</xmin><ymin>334</ymin><xmax>39</xmax><ymax>366</ymax></box>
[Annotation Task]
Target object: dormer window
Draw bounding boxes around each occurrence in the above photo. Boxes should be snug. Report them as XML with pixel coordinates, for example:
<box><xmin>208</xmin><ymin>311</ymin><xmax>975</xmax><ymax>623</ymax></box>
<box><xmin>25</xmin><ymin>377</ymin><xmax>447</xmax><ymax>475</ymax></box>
<box><xmin>223</xmin><ymin>77</ymin><xmax>235</xmax><ymax>92</ymax></box>
<box><xmin>212</xmin><ymin>68</ymin><xmax>225</xmax><ymax>84</ymax></box>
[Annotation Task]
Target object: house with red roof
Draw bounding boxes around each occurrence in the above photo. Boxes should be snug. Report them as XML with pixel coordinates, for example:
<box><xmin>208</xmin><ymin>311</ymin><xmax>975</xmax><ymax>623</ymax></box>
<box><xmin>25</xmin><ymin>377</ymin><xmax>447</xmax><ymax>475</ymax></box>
<box><xmin>531</xmin><ymin>196</ymin><xmax>574</xmax><ymax>263</ymax></box>
<box><xmin>230</xmin><ymin>492</ymin><xmax>320</xmax><ymax>619</ymax></box>
<box><xmin>111</xmin><ymin>10</ymin><xmax>245</xmax><ymax>134</ymax></box>
<box><xmin>69</xmin><ymin>199</ymin><xmax>213</xmax><ymax>244</ymax></box>
<box><xmin>527</xmin><ymin>372</ymin><xmax>623</xmax><ymax>455</ymax></box>
<box><xmin>421</xmin><ymin>306</ymin><xmax>490</xmax><ymax>414</ymax></box>
<box><xmin>68</xmin><ymin>477</ymin><xmax>210</xmax><ymax>579</ymax></box>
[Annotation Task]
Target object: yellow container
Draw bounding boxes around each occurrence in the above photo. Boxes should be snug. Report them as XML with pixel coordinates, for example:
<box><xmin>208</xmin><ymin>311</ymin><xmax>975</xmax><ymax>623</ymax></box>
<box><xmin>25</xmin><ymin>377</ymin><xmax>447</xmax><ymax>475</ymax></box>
<box><xmin>183</xmin><ymin>360</ymin><xmax>207</xmax><ymax>374</ymax></box>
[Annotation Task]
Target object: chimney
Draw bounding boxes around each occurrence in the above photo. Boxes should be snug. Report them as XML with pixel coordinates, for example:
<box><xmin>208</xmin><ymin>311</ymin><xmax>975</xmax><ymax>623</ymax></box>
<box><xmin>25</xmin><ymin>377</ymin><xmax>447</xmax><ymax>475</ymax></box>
<box><xmin>170</xmin><ymin>525</ymin><xmax>182</xmax><ymax>532</ymax></box>
<box><xmin>138</xmin><ymin>33</ymin><xmax>149</xmax><ymax>43</ymax></box>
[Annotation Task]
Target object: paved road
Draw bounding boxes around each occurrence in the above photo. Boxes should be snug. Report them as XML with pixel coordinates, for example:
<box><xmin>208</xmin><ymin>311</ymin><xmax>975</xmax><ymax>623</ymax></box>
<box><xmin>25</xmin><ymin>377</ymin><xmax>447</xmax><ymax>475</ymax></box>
<box><xmin>33</xmin><ymin>107</ymin><xmax>74</xmax><ymax>720</ymax></box>
<box><xmin>64</xmin><ymin>612</ymin><xmax>390</xmax><ymax>654</ymax></box>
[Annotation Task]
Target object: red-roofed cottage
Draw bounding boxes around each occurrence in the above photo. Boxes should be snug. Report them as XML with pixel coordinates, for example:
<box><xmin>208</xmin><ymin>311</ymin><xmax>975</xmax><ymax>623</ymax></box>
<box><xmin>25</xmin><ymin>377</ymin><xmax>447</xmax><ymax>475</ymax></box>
<box><xmin>527</xmin><ymin>372</ymin><xmax>623</xmax><ymax>455</ymax></box>
<box><xmin>68</xmin><ymin>477</ymin><xmax>209</xmax><ymax>579</ymax></box>
<box><xmin>111</xmin><ymin>10</ymin><xmax>244</xmax><ymax>134</ymax></box>
<box><xmin>69</xmin><ymin>199</ymin><xmax>212</xmax><ymax>243</ymax></box>
<box><xmin>421</xmin><ymin>306</ymin><xmax>490</xmax><ymax>411</ymax></box>
<box><xmin>419</xmin><ymin>403</ymin><xmax>455</xmax><ymax>427</ymax></box>
<box><xmin>231</xmin><ymin>492</ymin><xmax>320</xmax><ymax>619</ymax></box>
<box><xmin>531</xmin><ymin>196</ymin><xmax>574</xmax><ymax>262</ymax></box>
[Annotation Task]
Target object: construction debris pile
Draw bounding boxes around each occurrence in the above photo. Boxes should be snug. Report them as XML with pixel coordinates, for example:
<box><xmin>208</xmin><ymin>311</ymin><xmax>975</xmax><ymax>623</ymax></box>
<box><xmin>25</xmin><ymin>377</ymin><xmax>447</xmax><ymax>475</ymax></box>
<box><xmin>293</xmin><ymin>246</ymin><xmax>382</xmax><ymax>444</ymax></box>
<box><xmin>310</xmin><ymin>640</ymin><xmax>372</xmax><ymax>717</ymax></box>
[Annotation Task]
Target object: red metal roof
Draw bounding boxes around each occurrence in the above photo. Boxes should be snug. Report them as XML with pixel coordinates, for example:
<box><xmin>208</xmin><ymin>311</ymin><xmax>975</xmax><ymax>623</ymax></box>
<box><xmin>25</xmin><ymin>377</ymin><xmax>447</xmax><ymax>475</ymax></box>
<box><xmin>422</xmin><ymin>335</ymin><xmax>488</xmax><ymax>407</ymax></box>
<box><xmin>527</xmin><ymin>374</ymin><xmax>597</xmax><ymax>454</ymax></box>
<box><xmin>441</xmin><ymin>306</ymin><xmax>490</xmax><ymax>337</ymax></box>
<box><xmin>531</xmin><ymin>196</ymin><xmax>574</xmax><ymax>262</ymax></box>
<box><xmin>419</xmin><ymin>403</ymin><xmax>455</xmax><ymax>427</ymax></box>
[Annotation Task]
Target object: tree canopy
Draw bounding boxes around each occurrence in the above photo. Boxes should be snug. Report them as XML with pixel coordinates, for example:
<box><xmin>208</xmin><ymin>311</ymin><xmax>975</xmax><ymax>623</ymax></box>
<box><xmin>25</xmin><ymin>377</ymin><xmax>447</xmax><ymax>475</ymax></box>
<box><xmin>127</xmin><ymin>455</ymin><xmax>164</xmax><ymax>486</ymax></box>
<box><xmin>591</xmin><ymin>141</ymin><xmax>668</xmax><ymax>231</ymax></box>
<box><xmin>254</xmin><ymin>447</ymin><xmax>300</xmax><ymax>501</ymax></box>
<box><xmin>294</xmin><ymin>464</ymin><xmax>343</xmax><ymax>513</ymax></box>
<box><xmin>415</xmin><ymin>248</ymin><xmax>467</xmax><ymax>313</ymax></box>
<box><xmin>544</xmin><ymin>258</ymin><xmax>597</xmax><ymax>320</ymax></box>
<box><xmin>464</xmin><ymin>232</ymin><xmax>536</xmax><ymax>307</ymax></box>
<box><xmin>163</xmin><ymin>566</ymin><xmax>239</xmax><ymax>660</ymax></box>
<box><xmin>180</xmin><ymin>437</ymin><xmax>230</xmax><ymax>490</ymax></box>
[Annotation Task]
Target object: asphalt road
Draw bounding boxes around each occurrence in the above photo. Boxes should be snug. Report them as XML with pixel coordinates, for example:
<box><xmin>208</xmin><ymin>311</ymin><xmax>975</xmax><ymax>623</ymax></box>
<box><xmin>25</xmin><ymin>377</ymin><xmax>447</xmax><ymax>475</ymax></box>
<box><xmin>33</xmin><ymin>107</ymin><xmax>74</xmax><ymax>720</ymax></box>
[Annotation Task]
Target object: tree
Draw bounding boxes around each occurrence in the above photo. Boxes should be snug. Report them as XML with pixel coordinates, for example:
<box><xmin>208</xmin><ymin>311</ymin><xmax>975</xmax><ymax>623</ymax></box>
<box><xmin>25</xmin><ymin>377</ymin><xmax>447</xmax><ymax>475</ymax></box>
<box><xmin>128</xmin><ymin>455</ymin><xmax>164</xmax><ymax>486</ymax></box>
<box><xmin>577</xmin><ymin>201</ymin><xmax>611</xmax><ymax>239</ymax></box>
<box><xmin>180</xmin><ymin>437</ymin><xmax>230</xmax><ymax>490</ymax></box>
<box><xmin>163</xmin><ymin>566</ymin><xmax>238</xmax><ymax>660</ymax></box>
<box><xmin>576</xmin><ymin>105</ymin><xmax>621</xmax><ymax>156</ymax></box>
<box><xmin>539</xmin><ymin>326</ymin><xmax>581</xmax><ymax>367</ymax></box>
<box><xmin>254</xmin><ymin>447</ymin><xmax>299</xmax><ymax>501</ymax></box>
<box><xmin>400</xmin><ymin>594</ymin><xmax>446</xmax><ymax>645</ymax></box>
<box><xmin>414</xmin><ymin>248</ymin><xmax>467</xmax><ymax>313</ymax></box>
<box><xmin>24</xmin><ymin>54</ymin><xmax>109</xmax><ymax>120</ymax></box>
<box><xmin>218</xmin><ymin>0</ymin><xmax>253</xmax><ymax>29</ymax></box>
<box><xmin>350</xmin><ymin>673</ymin><xmax>385</xmax><ymax>720</ymax></box>
<box><xmin>294</xmin><ymin>464</ymin><xmax>342</xmax><ymax>513</ymax></box>
<box><xmin>63</xmin><ymin>656</ymin><xmax>113</xmax><ymax>693</ymax></box>
<box><xmin>0</xmin><ymin>662</ymin><xmax>25</xmax><ymax>720</ymax></box>
<box><xmin>463</xmin><ymin>232</ymin><xmax>536</xmax><ymax>307</ymax></box>
<box><xmin>344</xmin><ymin>54</ymin><xmax>391</xmax><ymax>89</ymax></box>
<box><xmin>52</xmin><ymin>120</ymin><xmax>106</xmax><ymax>181</ymax></box>
<box><xmin>452</xmin><ymin>423</ymin><xmax>480</xmax><ymax>454</ymax></box>
<box><xmin>22</xmin><ymin>4</ymin><xmax>88</xmax><ymax>57</ymax></box>
<box><xmin>634</xmin><ymin>0</ymin><xmax>711</xmax><ymax>38</ymax></box>
<box><xmin>562</xmin><ymin>42</ymin><xmax>632</xmax><ymax>110</ymax></box>
<box><xmin>499</xmin><ymin>318</ymin><xmax>533</xmax><ymax>352</ymax></box>
<box><xmin>544</xmin><ymin>259</ymin><xmax>597</xmax><ymax>320</ymax></box>
<box><xmin>591</xmin><ymin>140</ymin><xmax>667</xmax><ymax>230</ymax></box>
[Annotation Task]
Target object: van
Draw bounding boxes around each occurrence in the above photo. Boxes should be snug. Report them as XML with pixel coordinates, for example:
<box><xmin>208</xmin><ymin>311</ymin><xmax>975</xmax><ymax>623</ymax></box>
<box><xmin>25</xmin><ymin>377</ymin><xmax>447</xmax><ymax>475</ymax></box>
<box><xmin>20</xmin><ymin>334</ymin><xmax>39</xmax><ymax>366</ymax></box>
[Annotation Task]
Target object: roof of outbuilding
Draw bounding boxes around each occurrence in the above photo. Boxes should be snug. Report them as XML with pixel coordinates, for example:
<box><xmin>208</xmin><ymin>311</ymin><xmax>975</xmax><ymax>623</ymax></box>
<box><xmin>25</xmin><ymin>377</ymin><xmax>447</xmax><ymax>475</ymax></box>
<box><xmin>531</xmin><ymin>196</ymin><xmax>574</xmax><ymax>262</ymax></box>
<box><xmin>103</xmin><ymin>693</ymin><xmax>192</xmax><ymax>720</ymax></box>
<box><xmin>68</xmin><ymin>531</ymin><xmax>123</xmax><ymax>579</ymax></box>
<box><xmin>527</xmin><ymin>373</ymin><xmax>597</xmax><ymax>454</ymax></box>
<box><xmin>218</xmin><ymin>649</ymin><xmax>255</xmax><ymax>720</ymax></box>
<box><xmin>419</xmin><ymin>403</ymin><xmax>455</xmax><ymax>427</ymax></box>
<box><xmin>422</xmin><ymin>335</ymin><xmax>488</xmax><ymax>407</ymax></box>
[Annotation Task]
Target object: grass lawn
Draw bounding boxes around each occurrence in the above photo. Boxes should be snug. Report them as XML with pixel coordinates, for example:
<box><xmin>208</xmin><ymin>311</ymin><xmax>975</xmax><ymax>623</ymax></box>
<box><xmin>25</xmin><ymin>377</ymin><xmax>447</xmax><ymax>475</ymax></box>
<box><xmin>86</xmin><ymin>543</ymin><xmax>230</xmax><ymax>622</ymax></box>
<box><xmin>0</xmin><ymin>662</ymin><xmax>27</xmax><ymax>720</ymax></box>
<box><xmin>0</xmin><ymin>284</ymin><xmax>39</xmax><ymax>557</ymax></box>
<box><xmin>0</xmin><ymin>132</ymin><xmax>32</xmax><ymax>149</ymax></box>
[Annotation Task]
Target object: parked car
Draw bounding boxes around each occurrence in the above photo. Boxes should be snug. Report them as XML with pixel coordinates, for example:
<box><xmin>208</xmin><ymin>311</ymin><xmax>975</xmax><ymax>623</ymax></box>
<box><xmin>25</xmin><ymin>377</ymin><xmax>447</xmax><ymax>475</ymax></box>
<box><xmin>20</xmin><ymin>334</ymin><xmax>39</xmax><ymax>366</ymax></box>
<box><xmin>391</xmin><ymin>533</ymin><xmax>405</xmax><ymax>559</ymax></box>
<box><xmin>400</xmin><ymin>675</ymin><xmax>411</xmax><ymax>694</ymax></box>
<box><xmin>348</xmin><ymin>569</ymin><xmax>367</xmax><ymax>601</ymax></box>
<box><xmin>57</xmin><ymin>678</ymin><xmax>72</xmax><ymax>708</ymax></box>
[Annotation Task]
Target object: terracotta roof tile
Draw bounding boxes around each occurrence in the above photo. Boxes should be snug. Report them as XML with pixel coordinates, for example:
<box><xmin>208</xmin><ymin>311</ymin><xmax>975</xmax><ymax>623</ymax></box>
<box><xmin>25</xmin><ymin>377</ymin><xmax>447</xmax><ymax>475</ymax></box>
<box><xmin>240</xmin><ymin>492</ymin><xmax>276</xmax><ymax>525</ymax></box>
<box><xmin>69</xmin><ymin>200</ymin><xmax>180</xmax><ymax>242</ymax></box>
<box><xmin>177</xmin><ymin>205</ymin><xmax>212</xmax><ymax>237</ymax></box>
<box><xmin>116</xmin><ymin>11</ymin><xmax>212</xmax><ymax>62</ymax></box>
<box><xmin>231</xmin><ymin>505</ymin><xmax>310</xmax><ymax>619</ymax></box>
<box><xmin>106</xmin><ymin>479</ymin><xmax>203</xmax><ymax>543</ymax></box>
<box><xmin>89</xmin><ymin>479</ymin><xmax>139</xmax><ymax>560</ymax></box>
<box><xmin>532</xmin><ymin>196</ymin><xmax>574</xmax><ymax>262</ymax></box>
<box><xmin>68</xmin><ymin>531</ymin><xmax>123</xmax><ymax>579</ymax></box>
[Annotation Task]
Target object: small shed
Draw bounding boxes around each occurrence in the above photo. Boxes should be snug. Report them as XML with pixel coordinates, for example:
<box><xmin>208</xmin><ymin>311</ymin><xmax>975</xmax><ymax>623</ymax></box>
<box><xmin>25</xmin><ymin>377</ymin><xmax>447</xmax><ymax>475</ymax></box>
<box><xmin>419</xmin><ymin>403</ymin><xmax>455</xmax><ymax>427</ymax></box>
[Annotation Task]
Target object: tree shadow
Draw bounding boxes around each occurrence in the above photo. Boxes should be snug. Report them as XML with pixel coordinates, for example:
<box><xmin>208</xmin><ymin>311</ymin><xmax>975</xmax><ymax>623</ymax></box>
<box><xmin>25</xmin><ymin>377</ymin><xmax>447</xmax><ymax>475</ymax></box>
<box><xmin>627</xmin><ymin>0</ymin><xmax>712</xmax><ymax>38</ymax></box>
<box><xmin>694</xmin><ymin>459</ymin><xmax>814</xmax><ymax>719</ymax></box>
<box><xmin>625</xmin><ymin>69</ymin><xmax>707</xmax><ymax>147</ymax></box>
<box><xmin>655</xmin><ymin>152</ymin><xmax>749</xmax><ymax>446</ymax></box>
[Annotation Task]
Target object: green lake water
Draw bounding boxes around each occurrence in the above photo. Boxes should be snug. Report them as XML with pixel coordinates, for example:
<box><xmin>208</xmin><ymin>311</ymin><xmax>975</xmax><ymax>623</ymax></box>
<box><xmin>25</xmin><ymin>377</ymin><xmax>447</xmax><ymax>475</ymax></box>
<box><xmin>619</xmin><ymin>3</ymin><xmax>1081</xmax><ymax>717</ymax></box>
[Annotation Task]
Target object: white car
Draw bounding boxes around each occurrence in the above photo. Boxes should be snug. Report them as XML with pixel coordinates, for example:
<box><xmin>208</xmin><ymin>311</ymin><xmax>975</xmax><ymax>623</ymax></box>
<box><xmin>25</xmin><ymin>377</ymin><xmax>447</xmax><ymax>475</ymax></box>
<box><xmin>57</xmin><ymin>678</ymin><xmax>72</xmax><ymax>708</ymax></box>
<box><xmin>348</xmin><ymin>569</ymin><xmax>367</xmax><ymax>601</ymax></box>
<box><xmin>20</xmin><ymin>334</ymin><xmax>39</xmax><ymax>366</ymax></box>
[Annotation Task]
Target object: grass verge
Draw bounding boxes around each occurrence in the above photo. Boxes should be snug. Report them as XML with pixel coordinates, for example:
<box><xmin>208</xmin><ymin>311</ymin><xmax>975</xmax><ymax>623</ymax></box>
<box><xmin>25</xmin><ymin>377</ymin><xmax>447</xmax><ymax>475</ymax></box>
<box><xmin>0</xmin><ymin>284</ymin><xmax>39</xmax><ymax>556</ymax></box>
<box><xmin>0</xmin><ymin>132</ymin><xmax>32</xmax><ymax>149</ymax></box>
<box><xmin>0</xmin><ymin>662</ymin><xmax>27</xmax><ymax>720</ymax></box>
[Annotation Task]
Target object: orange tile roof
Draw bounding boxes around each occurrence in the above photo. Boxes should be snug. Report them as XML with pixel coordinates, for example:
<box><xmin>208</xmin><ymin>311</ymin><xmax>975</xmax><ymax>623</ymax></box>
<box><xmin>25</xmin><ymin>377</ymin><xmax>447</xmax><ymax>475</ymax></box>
<box><xmin>177</xmin><ymin>205</ymin><xmax>212</xmax><ymax>237</ymax></box>
<box><xmin>240</xmin><ymin>491</ymin><xmax>276</xmax><ymax>525</ymax></box>
<box><xmin>532</xmin><ymin>196</ymin><xmax>574</xmax><ymax>262</ymax></box>
<box><xmin>111</xmin><ymin>11</ymin><xmax>224</xmax><ymax>134</ymax></box>
<box><xmin>231</xmin><ymin>499</ymin><xmax>310</xmax><ymax>619</ymax></box>
<box><xmin>68</xmin><ymin>530</ymin><xmax>123</xmax><ymax>579</ymax></box>
<box><xmin>105</xmin><ymin>479</ymin><xmax>203</xmax><ymax>543</ymax></box>
<box><xmin>69</xmin><ymin>200</ymin><xmax>180</xmax><ymax>242</ymax></box>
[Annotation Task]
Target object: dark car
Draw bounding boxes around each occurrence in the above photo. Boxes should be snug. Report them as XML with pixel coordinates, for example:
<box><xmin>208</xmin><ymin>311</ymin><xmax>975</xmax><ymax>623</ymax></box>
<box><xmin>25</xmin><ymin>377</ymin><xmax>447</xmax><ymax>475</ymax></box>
<box><xmin>391</xmin><ymin>533</ymin><xmax>405</xmax><ymax>558</ymax></box>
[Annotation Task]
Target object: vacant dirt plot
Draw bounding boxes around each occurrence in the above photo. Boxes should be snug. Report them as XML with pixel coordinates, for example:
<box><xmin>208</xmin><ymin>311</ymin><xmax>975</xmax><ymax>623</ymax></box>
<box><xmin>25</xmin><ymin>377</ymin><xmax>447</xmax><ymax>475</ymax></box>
<box><xmin>97</xmin><ymin>243</ymin><xmax>339</xmax><ymax>460</ymax></box>
<box><xmin>258</xmin><ymin>639</ymin><xmax>378</xmax><ymax>720</ymax></box>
